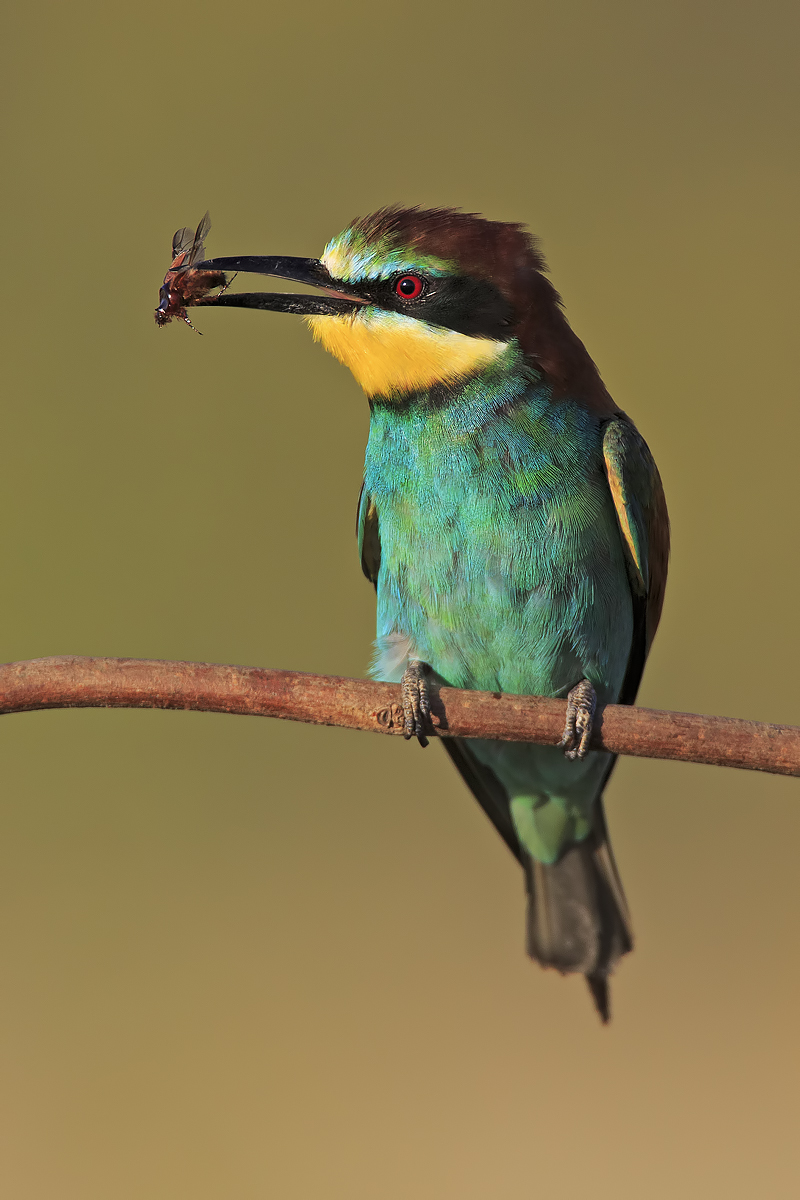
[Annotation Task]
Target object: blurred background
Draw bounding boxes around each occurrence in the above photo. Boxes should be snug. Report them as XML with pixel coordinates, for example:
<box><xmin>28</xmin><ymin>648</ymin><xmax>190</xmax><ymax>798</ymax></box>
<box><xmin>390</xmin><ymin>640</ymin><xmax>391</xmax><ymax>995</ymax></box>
<box><xmin>2</xmin><ymin>1</ymin><xmax>799</xmax><ymax>1196</ymax></box>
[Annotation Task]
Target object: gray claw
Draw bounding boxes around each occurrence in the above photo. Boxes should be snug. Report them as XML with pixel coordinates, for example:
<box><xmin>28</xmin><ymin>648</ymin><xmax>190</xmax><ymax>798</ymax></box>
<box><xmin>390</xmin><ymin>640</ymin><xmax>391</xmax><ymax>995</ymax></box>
<box><xmin>559</xmin><ymin>678</ymin><xmax>597</xmax><ymax>760</ymax></box>
<box><xmin>401</xmin><ymin>660</ymin><xmax>431</xmax><ymax>747</ymax></box>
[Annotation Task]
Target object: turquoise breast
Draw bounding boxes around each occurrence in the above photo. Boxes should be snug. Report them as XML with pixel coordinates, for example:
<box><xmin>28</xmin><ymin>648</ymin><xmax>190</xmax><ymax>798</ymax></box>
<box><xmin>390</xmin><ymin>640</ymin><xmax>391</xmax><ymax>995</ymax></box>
<box><xmin>365</xmin><ymin>372</ymin><xmax>633</xmax><ymax>704</ymax></box>
<box><xmin>363</xmin><ymin>359</ymin><xmax>635</xmax><ymax>863</ymax></box>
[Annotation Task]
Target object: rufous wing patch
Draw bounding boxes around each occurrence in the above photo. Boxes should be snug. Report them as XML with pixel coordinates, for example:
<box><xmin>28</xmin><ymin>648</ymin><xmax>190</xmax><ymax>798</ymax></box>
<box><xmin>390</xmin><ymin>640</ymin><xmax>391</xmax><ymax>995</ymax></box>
<box><xmin>602</xmin><ymin>417</ymin><xmax>653</xmax><ymax>596</ymax></box>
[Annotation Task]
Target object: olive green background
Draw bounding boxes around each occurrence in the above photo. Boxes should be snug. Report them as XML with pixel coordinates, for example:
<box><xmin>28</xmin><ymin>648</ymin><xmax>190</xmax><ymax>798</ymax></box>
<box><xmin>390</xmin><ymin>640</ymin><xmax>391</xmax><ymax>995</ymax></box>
<box><xmin>3</xmin><ymin>1</ymin><xmax>799</xmax><ymax>1196</ymax></box>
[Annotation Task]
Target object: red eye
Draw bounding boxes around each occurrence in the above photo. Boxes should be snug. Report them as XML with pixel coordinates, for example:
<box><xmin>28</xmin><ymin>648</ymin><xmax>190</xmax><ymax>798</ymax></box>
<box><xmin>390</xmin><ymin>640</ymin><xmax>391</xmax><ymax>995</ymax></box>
<box><xmin>395</xmin><ymin>274</ymin><xmax>424</xmax><ymax>300</ymax></box>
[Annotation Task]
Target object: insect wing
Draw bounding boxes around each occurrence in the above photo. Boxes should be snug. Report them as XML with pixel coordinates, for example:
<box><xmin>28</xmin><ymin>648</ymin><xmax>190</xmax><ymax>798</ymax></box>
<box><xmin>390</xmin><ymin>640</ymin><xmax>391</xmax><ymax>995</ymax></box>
<box><xmin>186</xmin><ymin>211</ymin><xmax>212</xmax><ymax>267</ymax></box>
<box><xmin>171</xmin><ymin>226</ymin><xmax>196</xmax><ymax>259</ymax></box>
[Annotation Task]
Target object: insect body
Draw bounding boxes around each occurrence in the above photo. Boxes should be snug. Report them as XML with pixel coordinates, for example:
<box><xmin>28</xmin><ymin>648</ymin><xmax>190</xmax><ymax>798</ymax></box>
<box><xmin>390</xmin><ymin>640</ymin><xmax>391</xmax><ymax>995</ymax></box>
<box><xmin>154</xmin><ymin>212</ymin><xmax>228</xmax><ymax>333</ymax></box>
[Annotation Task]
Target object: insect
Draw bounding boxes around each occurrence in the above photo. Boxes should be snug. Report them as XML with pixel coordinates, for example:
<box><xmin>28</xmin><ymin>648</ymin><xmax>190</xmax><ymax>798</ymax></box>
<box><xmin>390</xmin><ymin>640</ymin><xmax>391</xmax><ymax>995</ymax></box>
<box><xmin>154</xmin><ymin>212</ymin><xmax>229</xmax><ymax>333</ymax></box>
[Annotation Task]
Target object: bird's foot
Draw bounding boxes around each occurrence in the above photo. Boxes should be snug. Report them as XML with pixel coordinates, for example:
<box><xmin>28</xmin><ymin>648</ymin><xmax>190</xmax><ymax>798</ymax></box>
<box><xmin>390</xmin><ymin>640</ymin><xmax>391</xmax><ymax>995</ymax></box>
<box><xmin>559</xmin><ymin>679</ymin><xmax>597</xmax><ymax>761</ymax></box>
<box><xmin>401</xmin><ymin>659</ymin><xmax>431</xmax><ymax>747</ymax></box>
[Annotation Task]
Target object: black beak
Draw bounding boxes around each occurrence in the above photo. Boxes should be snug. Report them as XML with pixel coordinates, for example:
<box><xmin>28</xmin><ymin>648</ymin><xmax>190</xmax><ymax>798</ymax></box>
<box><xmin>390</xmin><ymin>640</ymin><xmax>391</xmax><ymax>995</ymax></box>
<box><xmin>193</xmin><ymin>255</ymin><xmax>366</xmax><ymax>316</ymax></box>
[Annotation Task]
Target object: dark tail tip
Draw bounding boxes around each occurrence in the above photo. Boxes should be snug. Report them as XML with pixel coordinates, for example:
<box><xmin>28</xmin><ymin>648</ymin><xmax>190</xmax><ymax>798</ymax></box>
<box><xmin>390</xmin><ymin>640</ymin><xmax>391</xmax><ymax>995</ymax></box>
<box><xmin>586</xmin><ymin>974</ymin><xmax>610</xmax><ymax>1024</ymax></box>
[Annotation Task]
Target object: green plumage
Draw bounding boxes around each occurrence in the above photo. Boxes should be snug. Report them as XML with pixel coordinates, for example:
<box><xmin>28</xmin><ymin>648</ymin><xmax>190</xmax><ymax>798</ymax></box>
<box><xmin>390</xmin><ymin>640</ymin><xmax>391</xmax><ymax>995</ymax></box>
<box><xmin>355</xmin><ymin>332</ymin><xmax>666</xmax><ymax>1017</ymax></box>
<box><xmin>360</xmin><ymin>346</ymin><xmax>634</xmax><ymax>865</ymax></box>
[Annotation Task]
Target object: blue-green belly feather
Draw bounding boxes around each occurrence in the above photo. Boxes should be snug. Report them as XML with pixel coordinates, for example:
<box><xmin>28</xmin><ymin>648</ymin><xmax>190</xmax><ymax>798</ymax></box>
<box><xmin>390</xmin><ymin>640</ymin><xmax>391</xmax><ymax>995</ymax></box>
<box><xmin>364</xmin><ymin>355</ymin><xmax>633</xmax><ymax>864</ymax></box>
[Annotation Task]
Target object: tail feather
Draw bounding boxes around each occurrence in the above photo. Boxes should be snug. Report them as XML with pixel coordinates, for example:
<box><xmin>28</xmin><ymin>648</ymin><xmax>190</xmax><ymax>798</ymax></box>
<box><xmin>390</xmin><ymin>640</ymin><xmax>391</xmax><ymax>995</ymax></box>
<box><xmin>443</xmin><ymin>738</ymin><xmax>632</xmax><ymax>1022</ymax></box>
<box><xmin>525</xmin><ymin>800</ymin><xmax>633</xmax><ymax>1022</ymax></box>
<box><xmin>586</xmin><ymin>975</ymin><xmax>611</xmax><ymax>1024</ymax></box>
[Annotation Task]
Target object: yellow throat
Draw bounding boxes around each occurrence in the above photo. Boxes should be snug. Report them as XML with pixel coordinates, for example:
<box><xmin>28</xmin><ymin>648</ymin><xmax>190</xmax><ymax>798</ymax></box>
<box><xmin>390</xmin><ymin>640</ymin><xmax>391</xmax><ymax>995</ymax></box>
<box><xmin>306</xmin><ymin>310</ymin><xmax>506</xmax><ymax>398</ymax></box>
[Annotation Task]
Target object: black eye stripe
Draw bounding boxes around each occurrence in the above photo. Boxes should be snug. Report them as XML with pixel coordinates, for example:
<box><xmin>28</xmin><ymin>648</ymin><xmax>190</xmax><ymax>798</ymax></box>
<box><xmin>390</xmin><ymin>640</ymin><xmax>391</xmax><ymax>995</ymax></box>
<box><xmin>352</xmin><ymin>272</ymin><xmax>514</xmax><ymax>340</ymax></box>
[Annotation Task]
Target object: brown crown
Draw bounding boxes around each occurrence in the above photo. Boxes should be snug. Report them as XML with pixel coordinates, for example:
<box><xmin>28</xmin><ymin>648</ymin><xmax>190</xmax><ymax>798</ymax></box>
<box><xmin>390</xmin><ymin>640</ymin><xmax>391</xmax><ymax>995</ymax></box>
<box><xmin>350</xmin><ymin>206</ymin><xmax>617</xmax><ymax>414</ymax></box>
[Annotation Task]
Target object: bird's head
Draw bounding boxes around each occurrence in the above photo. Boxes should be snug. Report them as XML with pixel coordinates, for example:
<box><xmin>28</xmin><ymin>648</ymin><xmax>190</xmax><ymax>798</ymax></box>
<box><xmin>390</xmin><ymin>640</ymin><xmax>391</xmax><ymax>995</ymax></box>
<box><xmin>197</xmin><ymin>207</ymin><xmax>614</xmax><ymax>411</ymax></box>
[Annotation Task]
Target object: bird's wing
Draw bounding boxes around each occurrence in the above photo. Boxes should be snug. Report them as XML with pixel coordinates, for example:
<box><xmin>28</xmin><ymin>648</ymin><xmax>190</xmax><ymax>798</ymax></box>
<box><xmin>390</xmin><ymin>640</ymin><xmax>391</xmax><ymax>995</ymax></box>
<box><xmin>356</xmin><ymin>482</ymin><xmax>381</xmax><ymax>586</ymax></box>
<box><xmin>602</xmin><ymin>414</ymin><xmax>670</xmax><ymax>704</ymax></box>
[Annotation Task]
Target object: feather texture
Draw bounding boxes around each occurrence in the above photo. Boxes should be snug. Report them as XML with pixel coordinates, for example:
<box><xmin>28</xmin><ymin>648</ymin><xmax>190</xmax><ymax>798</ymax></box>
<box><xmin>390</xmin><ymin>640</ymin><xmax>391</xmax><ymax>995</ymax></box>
<box><xmin>332</xmin><ymin>208</ymin><xmax>670</xmax><ymax>1015</ymax></box>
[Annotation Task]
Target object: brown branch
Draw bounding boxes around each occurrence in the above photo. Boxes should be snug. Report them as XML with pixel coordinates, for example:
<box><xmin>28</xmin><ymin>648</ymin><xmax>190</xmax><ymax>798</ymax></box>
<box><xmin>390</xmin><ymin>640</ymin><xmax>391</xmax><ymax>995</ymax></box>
<box><xmin>0</xmin><ymin>656</ymin><xmax>796</xmax><ymax>777</ymax></box>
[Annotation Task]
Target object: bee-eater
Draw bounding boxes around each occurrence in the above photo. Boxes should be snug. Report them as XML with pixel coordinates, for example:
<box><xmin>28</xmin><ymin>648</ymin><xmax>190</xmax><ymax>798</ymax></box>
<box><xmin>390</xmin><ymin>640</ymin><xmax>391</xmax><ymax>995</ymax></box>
<box><xmin>195</xmin><ymin>207</ymin><xmax>669</xmax><ymax>1021</ymax></box>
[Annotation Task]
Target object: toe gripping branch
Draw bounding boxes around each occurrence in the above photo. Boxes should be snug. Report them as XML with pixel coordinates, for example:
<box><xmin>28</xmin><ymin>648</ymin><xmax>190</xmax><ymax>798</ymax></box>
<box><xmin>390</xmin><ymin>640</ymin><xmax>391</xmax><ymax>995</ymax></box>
<box><xmin>401</xmin><ymin>660</ymin><xmax>432</xmax><ymax>747</ymax></box>
<box><xmin>398</xmin><ymin>668</ymin><xmax>597</xmax><ymax>758</ymax></box>
<box><xmin>559</xmin><ymin>679</ymin><xmax>597</xmax><ymax>761</ymax></box>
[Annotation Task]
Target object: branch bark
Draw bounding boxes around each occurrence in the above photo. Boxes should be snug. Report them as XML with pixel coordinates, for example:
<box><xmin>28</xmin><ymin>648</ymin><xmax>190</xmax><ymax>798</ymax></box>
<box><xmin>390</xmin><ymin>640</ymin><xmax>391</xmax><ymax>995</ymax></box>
<box><xmin>0</xmin><ymin>656</ymin><xmax>796</xmax><ymax>777</ymax></box>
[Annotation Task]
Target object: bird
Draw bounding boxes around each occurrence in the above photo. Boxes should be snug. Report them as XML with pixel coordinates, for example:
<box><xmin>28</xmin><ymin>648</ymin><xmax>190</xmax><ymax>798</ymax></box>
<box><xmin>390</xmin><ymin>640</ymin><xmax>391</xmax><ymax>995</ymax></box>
<box><xmin>193</xmin><ymin>207</ymin><xmax>670</xmax><ymax>1021</ymax></box>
